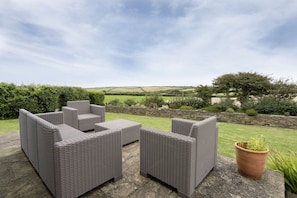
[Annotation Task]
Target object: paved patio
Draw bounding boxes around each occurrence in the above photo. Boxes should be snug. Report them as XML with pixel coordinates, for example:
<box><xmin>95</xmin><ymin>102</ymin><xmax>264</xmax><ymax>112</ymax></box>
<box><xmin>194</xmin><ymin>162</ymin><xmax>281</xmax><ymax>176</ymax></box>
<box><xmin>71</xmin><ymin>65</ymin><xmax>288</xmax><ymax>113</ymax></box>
<box><xmin>0</xmin><ymin>131</ymin><xmax>284</xmax><ymax>198</ymax></box>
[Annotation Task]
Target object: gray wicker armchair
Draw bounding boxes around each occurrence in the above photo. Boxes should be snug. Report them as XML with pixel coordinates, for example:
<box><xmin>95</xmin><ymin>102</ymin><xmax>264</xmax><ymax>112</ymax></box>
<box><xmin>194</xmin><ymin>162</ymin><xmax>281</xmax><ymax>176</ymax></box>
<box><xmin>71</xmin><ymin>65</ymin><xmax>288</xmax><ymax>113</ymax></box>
<box><xmin>140</xmin><ymin>117</ymin><xmax>218</xmax><ymax>198</ymax></box>
<box><xmin>62</xmin><ymin>100</ymin><xmax>105</xmax><ymax>131</ymax></box>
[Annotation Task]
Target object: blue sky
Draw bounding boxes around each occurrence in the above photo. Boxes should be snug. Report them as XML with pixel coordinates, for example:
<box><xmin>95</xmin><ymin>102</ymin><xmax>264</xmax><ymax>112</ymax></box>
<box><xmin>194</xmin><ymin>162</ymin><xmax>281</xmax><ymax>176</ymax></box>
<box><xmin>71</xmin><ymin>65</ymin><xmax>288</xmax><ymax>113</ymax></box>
<box><xmin>1</xmin><ymin>0</ymin><xmax>297</xmax><ymax>87</ymax></box>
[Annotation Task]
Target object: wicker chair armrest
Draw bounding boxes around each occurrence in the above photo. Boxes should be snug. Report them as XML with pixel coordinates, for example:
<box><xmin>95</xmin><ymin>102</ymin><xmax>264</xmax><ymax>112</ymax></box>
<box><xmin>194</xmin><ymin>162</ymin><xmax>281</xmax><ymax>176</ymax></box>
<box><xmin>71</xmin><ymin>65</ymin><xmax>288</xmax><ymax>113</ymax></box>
<box><xmin>90</xmin><ymin>104</ymin><xmax>105</xmax><ymax>122</ymax></box>
<box><xmin>62</xmin><ymin>106</ymin><xmax>78</xmax><ymax>129</ymax></box>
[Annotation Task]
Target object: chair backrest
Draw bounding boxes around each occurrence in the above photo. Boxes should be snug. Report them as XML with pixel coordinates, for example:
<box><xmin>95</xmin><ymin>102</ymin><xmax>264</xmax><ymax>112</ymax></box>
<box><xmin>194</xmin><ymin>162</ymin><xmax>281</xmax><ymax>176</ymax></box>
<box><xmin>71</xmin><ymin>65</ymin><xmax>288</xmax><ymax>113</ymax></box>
<box><xmin>67</xmin><ymin>100</ymin><xmax>90</xmax><ymax>114</ymax></box>
<box><xmin>19</xmin><ymin>109</ymin><xmax>29</xmax><ymax>155</ymax></box>
<box><xmin>37</xmin><ymin>111</ymin><xmax>64</xmax><ymax>125</ymax></box>
<box><xmin>189</xmin><ymin>116</ymin><xmax>218</xmax><ymax>186</ymax></box>
<box><xmin>171</xmin><ymin>118</ymin><xmax>196</xmax><ymax>136</ymax></box>
<box><xmin>37</xmin><ymin>118</ymin><xmax>62</xmax><ymax>196</ymax></box>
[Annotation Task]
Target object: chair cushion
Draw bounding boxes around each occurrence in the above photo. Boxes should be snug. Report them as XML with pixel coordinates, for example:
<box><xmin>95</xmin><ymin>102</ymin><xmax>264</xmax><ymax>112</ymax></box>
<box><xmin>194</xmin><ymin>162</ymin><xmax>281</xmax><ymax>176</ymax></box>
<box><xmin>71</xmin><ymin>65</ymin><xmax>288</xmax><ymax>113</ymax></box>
<box><xmin>78</xmin><ymin>114</ymin><xmax>101</xmax><ymax>131</ymax></box>
<box><xmin>57</xmin><ymin>124</ymin><xmax>87</xmax><ymax>140</ymax></box>
<box><xmin>78</xmin><ymin>113</ymin><xmax>100</xmax><ymax>120</ymax></box>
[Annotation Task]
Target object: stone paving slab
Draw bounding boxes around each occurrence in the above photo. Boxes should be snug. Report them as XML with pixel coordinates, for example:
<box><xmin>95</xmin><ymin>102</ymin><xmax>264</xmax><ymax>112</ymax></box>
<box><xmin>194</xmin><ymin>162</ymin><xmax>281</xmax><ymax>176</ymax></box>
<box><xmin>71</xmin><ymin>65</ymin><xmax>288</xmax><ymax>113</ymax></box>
<box><xmin>0</xmin><ymin>132</ymin><xmax>284</xmax><ymax>198</ymax></box>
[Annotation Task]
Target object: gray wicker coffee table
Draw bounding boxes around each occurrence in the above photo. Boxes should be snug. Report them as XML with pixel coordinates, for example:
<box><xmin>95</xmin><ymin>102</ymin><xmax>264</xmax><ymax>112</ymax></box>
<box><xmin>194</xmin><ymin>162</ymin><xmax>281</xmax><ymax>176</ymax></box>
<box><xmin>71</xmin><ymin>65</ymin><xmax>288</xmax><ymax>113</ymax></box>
<box><xmin>94</xmin><ymin>119</ymin><xmax>141</xmax><ymax>146</ymax></box>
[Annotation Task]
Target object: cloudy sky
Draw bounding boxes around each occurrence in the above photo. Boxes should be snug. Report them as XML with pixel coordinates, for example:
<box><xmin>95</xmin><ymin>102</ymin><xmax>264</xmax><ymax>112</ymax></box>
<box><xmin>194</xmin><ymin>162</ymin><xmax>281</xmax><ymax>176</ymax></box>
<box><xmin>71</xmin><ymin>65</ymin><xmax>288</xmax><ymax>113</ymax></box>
<box><xmin>1</xmin><ymin>0</ymin><xmax>297</xmax><ymax>88</ymax></box>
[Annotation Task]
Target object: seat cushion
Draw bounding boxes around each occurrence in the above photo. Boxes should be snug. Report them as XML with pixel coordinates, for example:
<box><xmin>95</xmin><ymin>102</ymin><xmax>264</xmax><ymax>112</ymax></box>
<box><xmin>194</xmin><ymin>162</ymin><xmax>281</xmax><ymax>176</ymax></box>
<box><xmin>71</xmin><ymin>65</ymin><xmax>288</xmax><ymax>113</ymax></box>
<box><xmin>78</xmin><ymin>113</ymin><xmax>100</xmax><ymax>120</ymax></box>
<box><xmin>56</xmin><ymin>124</ymin><xmax>87</xmax><ymax>140</ymax></box>
<box><xmin>78</xmin><ymin>114</ymin><xmax>101</xmax><ymax>131</ymax></box>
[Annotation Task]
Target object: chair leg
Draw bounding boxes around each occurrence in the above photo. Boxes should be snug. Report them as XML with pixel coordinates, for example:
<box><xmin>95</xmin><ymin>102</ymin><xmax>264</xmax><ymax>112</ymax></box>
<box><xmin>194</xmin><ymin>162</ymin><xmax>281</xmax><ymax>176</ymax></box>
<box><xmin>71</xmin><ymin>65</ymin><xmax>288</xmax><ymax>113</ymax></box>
<box><xmin>140</xmin><ymin>171</ymin><xmax>148</xmax><ymax>177</ymax></box>
<box><xmin>113</xmin><ymin>175</ymin><xmax>123</xmax><ymax>182</ymax></box>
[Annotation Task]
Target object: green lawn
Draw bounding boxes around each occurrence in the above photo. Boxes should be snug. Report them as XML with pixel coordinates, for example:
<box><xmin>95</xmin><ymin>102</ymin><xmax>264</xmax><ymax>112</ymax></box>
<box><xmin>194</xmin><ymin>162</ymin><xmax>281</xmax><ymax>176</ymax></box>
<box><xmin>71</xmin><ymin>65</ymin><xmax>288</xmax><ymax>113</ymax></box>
<box><xmin>0</xmin><ymin>119</ymin><xmax>19</xmax><ymax>134</ymax></box>
<box><xmin>1</xmin><ymin>112</ymin><xmax>296</xmax><ymax>158</ymax></box>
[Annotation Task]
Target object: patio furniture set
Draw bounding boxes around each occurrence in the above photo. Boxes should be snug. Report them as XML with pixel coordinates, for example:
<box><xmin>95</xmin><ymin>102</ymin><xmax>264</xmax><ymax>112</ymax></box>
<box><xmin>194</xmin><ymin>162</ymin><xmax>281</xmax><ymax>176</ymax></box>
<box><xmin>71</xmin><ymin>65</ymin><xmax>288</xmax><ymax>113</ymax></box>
<box><xmin>19</xmin><ymin>100</ymin><xmax>218</xmax><ymax>198</ymax></box>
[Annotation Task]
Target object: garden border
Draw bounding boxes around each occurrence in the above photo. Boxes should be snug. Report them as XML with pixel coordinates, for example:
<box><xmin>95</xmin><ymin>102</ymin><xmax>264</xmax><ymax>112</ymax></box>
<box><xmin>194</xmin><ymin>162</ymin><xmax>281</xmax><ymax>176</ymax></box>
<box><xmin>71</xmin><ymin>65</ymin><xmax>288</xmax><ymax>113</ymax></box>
<box><xmin>106</xmin><ymin>106</ymin><xmax>297</xmax><ymax>129</ymax></box>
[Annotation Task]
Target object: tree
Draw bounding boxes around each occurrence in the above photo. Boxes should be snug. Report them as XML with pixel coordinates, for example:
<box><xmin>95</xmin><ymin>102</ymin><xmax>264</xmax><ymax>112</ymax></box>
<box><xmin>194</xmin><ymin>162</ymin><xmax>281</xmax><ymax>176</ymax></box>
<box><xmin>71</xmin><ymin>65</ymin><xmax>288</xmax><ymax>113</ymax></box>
<box><xmin>234</xmin><ymin>72</ymin><xmax>271</xmax><ymax>104</ymax></box>
<box><xmin>195</xmin><ymin>85</ymin><xmax>213</xmax><ymax>106</ymax></box>
<box><xmin>212</xmin><ymin>72</ymin><xmax>272</xmax><ymax>104</ymax></box>
<box><xmin>269</xmin><ymin>78</ymin><xmax>297</xmax><ymax>100</ymax></box>
<box><xmin>213</xmin><ymin>74</ymin><xmax>237</xmax><ymax>98</ymax></box>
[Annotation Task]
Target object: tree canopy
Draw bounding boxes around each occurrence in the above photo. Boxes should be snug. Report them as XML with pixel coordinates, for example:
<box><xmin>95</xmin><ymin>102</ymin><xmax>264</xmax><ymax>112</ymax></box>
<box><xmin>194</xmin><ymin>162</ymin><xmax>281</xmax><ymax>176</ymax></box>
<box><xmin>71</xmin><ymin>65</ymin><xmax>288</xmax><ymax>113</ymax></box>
<box><xmin>212</xmin><ymin>72</ymin><xmax>272</xmax><ymax>103</ymax></box>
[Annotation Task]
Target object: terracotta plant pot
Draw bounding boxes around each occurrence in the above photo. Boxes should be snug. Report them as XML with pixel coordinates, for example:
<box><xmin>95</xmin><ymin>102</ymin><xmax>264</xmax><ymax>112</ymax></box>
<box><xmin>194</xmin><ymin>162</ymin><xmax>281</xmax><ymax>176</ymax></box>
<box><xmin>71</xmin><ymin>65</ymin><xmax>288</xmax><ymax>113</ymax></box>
<box><xmin>235</xmin><ymin>141</ymin><xmax>269</xmax><ymax>179</ymax></box>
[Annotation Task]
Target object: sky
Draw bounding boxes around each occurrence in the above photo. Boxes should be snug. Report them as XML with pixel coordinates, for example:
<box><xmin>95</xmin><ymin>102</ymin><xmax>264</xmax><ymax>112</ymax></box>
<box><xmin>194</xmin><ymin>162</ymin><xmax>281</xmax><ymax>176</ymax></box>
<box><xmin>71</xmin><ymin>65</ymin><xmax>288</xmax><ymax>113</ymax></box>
<box><xmin>1</xmin><ymin>0</ymin><xmax>297</xmax><ymax>88</ymax></box>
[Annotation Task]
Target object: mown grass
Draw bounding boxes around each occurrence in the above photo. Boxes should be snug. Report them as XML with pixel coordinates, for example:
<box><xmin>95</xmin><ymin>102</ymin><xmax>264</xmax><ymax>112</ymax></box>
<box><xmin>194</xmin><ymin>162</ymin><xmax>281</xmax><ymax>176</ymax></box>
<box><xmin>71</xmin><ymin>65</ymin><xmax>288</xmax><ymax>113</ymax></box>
<box><xmin>0</xmin><ymin>119</ymin><xmax>19</xmax><ymax>134</ymax></box>
<box><xmin>1</xmin><ymin>112</ymin><xmax>297</xmax><ymax>158</ymax></box>
<box><xmin>108</xmin><ymin>113</ymin><xmax>297</xmax><ymax>158</ymax></box>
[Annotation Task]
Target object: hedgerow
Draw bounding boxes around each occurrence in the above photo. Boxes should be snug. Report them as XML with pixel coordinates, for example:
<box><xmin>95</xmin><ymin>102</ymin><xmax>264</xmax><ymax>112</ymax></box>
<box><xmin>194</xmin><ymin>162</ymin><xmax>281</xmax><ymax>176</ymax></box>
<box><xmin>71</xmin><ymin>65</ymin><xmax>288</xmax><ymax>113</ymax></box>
<box><xmin>0</xmin><ymin>82</ymin><xmax>103</xmax><ymax>119</ymax></box>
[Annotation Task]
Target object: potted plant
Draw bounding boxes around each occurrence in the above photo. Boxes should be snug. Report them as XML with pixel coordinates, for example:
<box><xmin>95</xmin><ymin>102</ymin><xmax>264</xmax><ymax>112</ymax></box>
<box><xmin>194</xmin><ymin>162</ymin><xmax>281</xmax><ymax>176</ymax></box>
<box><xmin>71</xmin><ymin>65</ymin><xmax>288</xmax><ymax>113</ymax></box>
<box><xmin>235</xmin><ymin>135</ymin><xmax>269</xmax><ymax>179</ymax></box>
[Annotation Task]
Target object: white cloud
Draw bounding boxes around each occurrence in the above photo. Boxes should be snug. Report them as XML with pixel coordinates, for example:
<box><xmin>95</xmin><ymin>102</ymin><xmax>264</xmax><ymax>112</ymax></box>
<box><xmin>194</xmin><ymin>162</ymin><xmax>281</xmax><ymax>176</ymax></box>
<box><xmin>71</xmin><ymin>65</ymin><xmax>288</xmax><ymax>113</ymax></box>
<box><xmin>1</xmin><ymin>0</ymin><xmax>297</xmax><ymax>87</ymax></box>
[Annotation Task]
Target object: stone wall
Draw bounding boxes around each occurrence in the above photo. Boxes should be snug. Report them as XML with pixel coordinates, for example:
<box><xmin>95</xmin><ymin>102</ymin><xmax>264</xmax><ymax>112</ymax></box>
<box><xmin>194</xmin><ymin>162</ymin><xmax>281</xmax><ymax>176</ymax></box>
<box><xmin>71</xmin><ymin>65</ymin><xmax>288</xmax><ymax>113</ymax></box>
<box><xmin>106</xmin><ymin>106</ymin><xmax>297</xmax><ymax>129</ymax></box>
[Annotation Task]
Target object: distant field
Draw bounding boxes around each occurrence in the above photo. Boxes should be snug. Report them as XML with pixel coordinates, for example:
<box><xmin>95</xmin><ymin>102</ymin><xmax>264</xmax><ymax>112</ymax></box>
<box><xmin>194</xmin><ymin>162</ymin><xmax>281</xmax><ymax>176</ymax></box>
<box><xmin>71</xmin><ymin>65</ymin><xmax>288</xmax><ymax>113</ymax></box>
<box><xmin>97</xmin><ymin>87</ymin><xmax>144</xmax><ymax>93</ymax></box>
<box><xmin>104</xmin><ymin>95</ymin><xmax>174</xmax><ymax>104</ymax></box>
<box><xmin>88</xmin><ymin>86</ymin><xmax>231</xmax><ymax>105</ymax></box>
<box><xmin>88</xmin><ymin>86</ymin><xmax>195</xmax><ymax>94</ymax></box>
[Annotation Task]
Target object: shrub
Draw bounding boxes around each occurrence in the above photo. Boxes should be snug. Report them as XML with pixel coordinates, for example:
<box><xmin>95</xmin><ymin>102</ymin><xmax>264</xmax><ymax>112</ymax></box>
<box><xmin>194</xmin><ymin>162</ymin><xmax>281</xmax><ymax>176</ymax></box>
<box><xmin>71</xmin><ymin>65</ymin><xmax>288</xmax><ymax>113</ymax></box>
<box><xmin>108</xmin><ymin>99</ymin><xmax>121</xmax><ymax>106</ymax></box>
<box><xmin>168</xmin><ymin>96</ymin><xmax>205</xmax><ymax>109</ymax></box>
<box><xmin>254</xmin><ymin>96</ymin><xmax>297</xmax><ymax>116</ymax></box>
<box><xmin>267</xmin><ymin>150</ymin><xmax>297</xmax><ymax>194</ymax></box>
<box><xmin>88</xmin><ymin>90</ymin><xmax>104</xmax><ymax>105</ymax></box>
<box><xmin>58</xmin><ymin>87</ymin><xmax>78</xmax><ymax>108</ymax></box>
<box><xmin>58</xmin><ymin>86</ymin><xmax>89</xmax><ymax>109</ymax></box>
<box><xmin>15</xmin><ymin>85</ymin><xmax>39</xmax><ymax>114</ymax></box>
<box><xmin>180</xmin><ymin>105</ymin><xmax>194</xmax><ymax>110</ymax></box>
<box><xmin>246</xmin><ymin>109</ymin><xmax>258</xmax><ymax>116</ymax></box>
<box><xmin>34</xmin><ymin>85</ymin><xmax>59</xmax><ymax>113</ymax></box>
<box><xmin>241</xmin><ymin>99</ymin><xmax>257</xmax><ymax>111</ymax></box>
<box><xmin>201</xmin><ymin>106</ymin><xmax>220</xmax><ymax>112</ymax></box>
<box><xmin>214</xmin><ymin>98</ymin><xmax>238</xmax><ymax>112</ymax></box>
<box><xmin>280</xmin><ymin>100</ymin><xmax>297</xmax><ymax>116</ymax></box>
<box><xmin>0</xmin><ymin>83</ymin><xmax>91</xmax><ymax>119</ymax></box>
<box><xmin>284</xmin><ymin>112</ymin><xmax>290</xmax><ymax>116</ymax></box>
<box><xmin>168</xmin><ymin>103</ymin><xmax>180</xmax><ymax>109</ymax></box>
<box><xmin>0</xmin><ymin>82</ymin><xmax>17</xmax><ymax>119</ymax></box>
<box><xmin>142</xmin><ymin>95</ymin><xmax>164</xmax><ymax>108</ymax></box>
<box><xmin>195</xmin><ymin>85</ymin><xmax>213</xmax><ymax>106</ymax></box>
<box><xmin>225</xmin><ymin>108</ymin><xmax>234</xmax><ymax>113</ymax></box>
<box><xmin>124</xmin><ymin>98</ymin><xmax>137</xmax><ymax>106</ymax></box>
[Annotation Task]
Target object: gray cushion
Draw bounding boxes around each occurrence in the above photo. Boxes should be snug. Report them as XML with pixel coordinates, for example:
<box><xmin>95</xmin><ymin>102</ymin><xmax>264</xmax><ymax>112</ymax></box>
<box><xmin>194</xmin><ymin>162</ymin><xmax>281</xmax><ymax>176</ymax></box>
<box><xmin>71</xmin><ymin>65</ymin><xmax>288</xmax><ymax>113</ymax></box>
<box><xmin>78</xmin><ymin>113</ymin><xmax>101</xmax><ymax>120</ymax></box>
<box><xmin>78</xmin><ymin>114</ymin><xmax>101</xmax><ymax>131</ymax></box>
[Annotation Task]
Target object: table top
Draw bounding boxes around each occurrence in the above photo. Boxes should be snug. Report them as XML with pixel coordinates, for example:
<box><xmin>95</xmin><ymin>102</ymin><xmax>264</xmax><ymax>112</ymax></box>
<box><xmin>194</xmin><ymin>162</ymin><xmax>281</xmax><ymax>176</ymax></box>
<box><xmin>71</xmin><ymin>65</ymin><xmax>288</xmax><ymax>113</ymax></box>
<box><xmin>95</xmin><ymin>119</ymin><xmax>141</xmax><ymax>128</ymax></box>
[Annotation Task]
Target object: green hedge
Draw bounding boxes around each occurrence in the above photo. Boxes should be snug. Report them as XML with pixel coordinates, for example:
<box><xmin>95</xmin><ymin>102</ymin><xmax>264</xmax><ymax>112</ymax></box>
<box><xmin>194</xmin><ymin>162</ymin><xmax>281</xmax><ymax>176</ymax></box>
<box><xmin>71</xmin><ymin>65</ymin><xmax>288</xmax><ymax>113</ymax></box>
<box><xmin>0</xmin><ymin>82</ymin><xmax>105</xmax><ymax>119</ymax></box>
<box><xmin>88</xmin><ymin>90</ymin><xmax>105</xmax><ymax>105</ymax></box>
